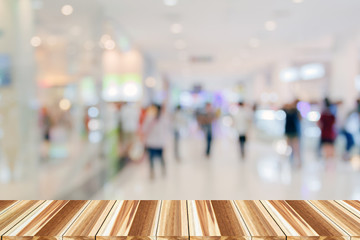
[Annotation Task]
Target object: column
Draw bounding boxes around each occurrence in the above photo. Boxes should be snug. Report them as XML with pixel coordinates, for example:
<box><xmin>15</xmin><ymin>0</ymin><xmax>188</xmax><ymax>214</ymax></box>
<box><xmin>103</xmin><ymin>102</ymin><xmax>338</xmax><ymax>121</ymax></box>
<box><xmin>0</xmin><ymin>0</ymin><xmax>38</xmax><ymax>182</ymax></box>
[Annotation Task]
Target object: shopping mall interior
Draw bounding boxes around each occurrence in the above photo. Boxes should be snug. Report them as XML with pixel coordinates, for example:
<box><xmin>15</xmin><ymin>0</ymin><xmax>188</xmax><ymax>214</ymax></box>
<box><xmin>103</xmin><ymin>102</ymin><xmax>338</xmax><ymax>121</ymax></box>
<box><xmin>1</xmin><ymin>0</ymin><xmax>360</xmax><ymax>199</ymax></box>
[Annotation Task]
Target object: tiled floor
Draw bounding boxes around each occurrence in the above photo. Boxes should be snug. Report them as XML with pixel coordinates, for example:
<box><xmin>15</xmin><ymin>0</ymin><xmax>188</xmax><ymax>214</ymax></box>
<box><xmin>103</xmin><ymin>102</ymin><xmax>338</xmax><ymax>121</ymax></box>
<box><xmin>94</xmin><ymin>132</ymin><xmax>360</xmax><ymax>199</ymax></box>
<box><xmin>2</xmin><ymin>128</ymin><xmax>360</xmax><ymax>199</ymax></box>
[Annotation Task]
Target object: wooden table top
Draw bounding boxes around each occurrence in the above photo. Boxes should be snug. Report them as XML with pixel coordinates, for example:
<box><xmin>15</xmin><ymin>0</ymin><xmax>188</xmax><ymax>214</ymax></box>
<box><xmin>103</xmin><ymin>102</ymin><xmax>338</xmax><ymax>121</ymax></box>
<box><xmin>0</xmin><ymin>201</ymin><xmax>359</xmax><ymax>240</ymax></box>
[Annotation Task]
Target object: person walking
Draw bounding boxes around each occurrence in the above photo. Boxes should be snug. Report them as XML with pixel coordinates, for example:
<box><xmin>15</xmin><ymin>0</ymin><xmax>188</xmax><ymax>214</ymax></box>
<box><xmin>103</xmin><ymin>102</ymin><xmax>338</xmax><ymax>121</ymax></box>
<box><xmin>141</xmin><ymin>77</ymin><xmax>170</xmax><ymax>179</ymax></box>
<box><xmin>197</xmin><ymin>103</ymin><xmax>216</xmax><ymax>158</ymax></box>
<box><xmin>142</xmin><ymin>104</ymin><xmax>168</xmax><ymax>179</ymax></box>
<box><xmin>173</xmin><ymin>105</ymin><xmax>186</xmax><ymax>161</ymax></box>
<box><xmin>283</xmin><ymin>100</ymin><xmax>302</xmax><ymax>167</ymax></box>
<box><xmin>318</xmin><ymin>98</ymin><xmax>337</xmax><ymax>161</ymax></box>
<box><xmin>233</xmin><ymin>101</ymin><xmax>252</xmax><ymax>160</ymax></box>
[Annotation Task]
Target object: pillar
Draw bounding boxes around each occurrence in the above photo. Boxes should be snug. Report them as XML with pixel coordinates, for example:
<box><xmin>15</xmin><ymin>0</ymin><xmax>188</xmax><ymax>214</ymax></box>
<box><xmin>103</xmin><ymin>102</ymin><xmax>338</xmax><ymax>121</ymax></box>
<box><xmin>0</xmin><ymin>0</ymin><xmax>38</xmax><ymax>182</ymax></box>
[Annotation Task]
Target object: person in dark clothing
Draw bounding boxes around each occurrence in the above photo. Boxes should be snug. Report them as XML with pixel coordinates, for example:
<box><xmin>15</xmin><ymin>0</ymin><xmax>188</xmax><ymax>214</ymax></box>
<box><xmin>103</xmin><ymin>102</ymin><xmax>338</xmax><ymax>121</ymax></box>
<box><xmin>283</xmin><ymin>100</ymin><xmax>301</xmax><ymax>167</ymax></box>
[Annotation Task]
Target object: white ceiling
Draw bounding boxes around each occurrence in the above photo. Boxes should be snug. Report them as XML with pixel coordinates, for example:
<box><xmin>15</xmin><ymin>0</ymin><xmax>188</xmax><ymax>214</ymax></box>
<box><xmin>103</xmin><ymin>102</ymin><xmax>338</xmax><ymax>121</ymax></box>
<box><xmin>100</xmin><ymin>0</ymin><xmax>360</xmax><ymax>76</ymax></box>
<box><xmin>33</xmin><ymin>0</ymin><xmax>360</xmax><ymax>87</ymax></box>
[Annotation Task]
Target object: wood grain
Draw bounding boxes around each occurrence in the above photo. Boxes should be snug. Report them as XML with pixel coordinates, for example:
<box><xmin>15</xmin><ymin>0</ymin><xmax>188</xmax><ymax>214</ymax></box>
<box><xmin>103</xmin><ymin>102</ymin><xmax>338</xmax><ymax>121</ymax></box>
<box><xmin>188</xmin><ymin>200</ymin><xmax>251</xmax><ymax>240</ymax></box>
<box><xmin>335</xmin><ymin>200</ymin><xmax>360</xmax><ymax>219</ymax></box>
<box><xmin>157</xmin><ymin>200</ymin><xmax>188</xmax><ymax>240</ymax></box>
<box><xmin>63</xmin><ymin>200</ymin><xmax>115</xmax><ymax>240</ymax></box>
<box><xmin>0</xmin><ymin>200</ymin><xmax>359</xmax><ymax>240</ymax></box>
<box><xmin>3</xmin><ymin>200</ymin><xmax>69</xmax><ymax>240</ymax></box>
<box><xmin>96</xmin><ymin>200</ymin><xmax>161</xmax><ymax>240</ymax></box>
<box><xmin>1</xmin><ymin>200</ymin><xmax>90</xmax><ymax>240</ymax></box>
<box><xmin>33</xmin><ymin>200</ymin><xmax>90</xmax><ymax>240</ymax></box>
<box><xmin>234</xmin><ymin>200</ymin><xmax>285</xmax><ymax>240</ymax></box>
<box><xmin>0</xmin><ymin>201</ymin><xmax>18</xmax><ymax>214</ymax></box>
<box><xmin>309</xmin><ymin>200</ymin><xmax>360</xmax><ymax>240</ymax></box>
<box><xmin>0</xmin><ymin>200</ymin><xmax>44</xmax><ymax>236</ymax></box>
<box><xmin>261</xmin><ymin>200</ymin><xmax>326</xmax><ymax>240</ymax></box>
<box><xmin>285</xmin><ymin>200</ymin><xmax>350</xmax><ymax>240</ymax></box>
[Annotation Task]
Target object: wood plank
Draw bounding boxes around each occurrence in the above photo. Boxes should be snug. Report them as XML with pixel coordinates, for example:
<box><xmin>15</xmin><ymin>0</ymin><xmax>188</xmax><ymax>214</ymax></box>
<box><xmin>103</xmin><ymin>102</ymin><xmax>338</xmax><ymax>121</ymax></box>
<box><xmin>234</xmin><ymin>200</ymin><xmax>285</xmax><ymax>240</ymax></box>
<box><xmin>261</xmin><ymin>200</ymin><xmax>323</xmax><ymax>239</ymax></box>
<box><xmin>32</xmin><ymin>200</ymin><xmax>90</xmax><ymax>240</ymax></box>
<box><xmin>63</xmin><ymin>200</ymin><xmax>116</xmax><ymax>240</ymax></box>
<box><xmin>309</xmin><ymin>200</ymin><xmax>360</xmax><ymax>240</ymax></box>
<box><xmin>0</xmin><ymin>200</ymin><xmax>359</xmax><ymax>240</ymax></box>
<box><xmin>0</xmin><ymin>201</ymin><xmax>18</xmax><ymax>215</ymax></box>
<box><xmin>335</xmin><ymin>200</ymin><xmax>360</xmax><ymax>219</ymax></box>
<box><xmin>157</xmin><ymin>200</ymin><xmax>188</xmax><ymax>240</ymax></box>
<box><xmin>284</xmin><ymin>200</ymin><xmax>350</xmax><ymax>240</ymax></box>
<box><xmin>96</xmin><ymin>200</ymin><xmax>161</xmax><ymax>240</ymax></box>
<box><xmin>0</xmin><ymin>200</ymin><xmax>44</xmax><ymax>236</ymax></box>
<box><xmin>1</xmin><ymin>200</ymin><xmax>90</xmax><ymax>240</ymax></box>
<box><xmin>188</xmin><ymin>200</ymin><xmax>251</xmax><ymax>240</ymax></box>
<box><xmin>3</xmin><ymin>200</ymin><xmax>70</xmax><ymax>240</ymax></box>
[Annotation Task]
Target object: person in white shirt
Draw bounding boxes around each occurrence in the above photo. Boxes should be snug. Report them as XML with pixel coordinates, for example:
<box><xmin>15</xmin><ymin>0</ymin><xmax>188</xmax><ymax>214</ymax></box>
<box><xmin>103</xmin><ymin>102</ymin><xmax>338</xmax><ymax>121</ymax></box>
<box><xmin>233</xmin><ymin>101</ymin><xmax>252</xmax><ymax>159</ymax></box>
<box><xmin>142</xmin><ymin>104</ymin><xmax>168</xmax><ymax>179</ymax></box>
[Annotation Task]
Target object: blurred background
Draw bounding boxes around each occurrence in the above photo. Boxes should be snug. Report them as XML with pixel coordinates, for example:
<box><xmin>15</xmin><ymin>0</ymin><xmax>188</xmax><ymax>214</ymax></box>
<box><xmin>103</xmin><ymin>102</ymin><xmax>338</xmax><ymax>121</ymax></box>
<box><xmin>1</xmin><ymin>0</ymin><xmax>360</xmax><ymax>199</ymax></box>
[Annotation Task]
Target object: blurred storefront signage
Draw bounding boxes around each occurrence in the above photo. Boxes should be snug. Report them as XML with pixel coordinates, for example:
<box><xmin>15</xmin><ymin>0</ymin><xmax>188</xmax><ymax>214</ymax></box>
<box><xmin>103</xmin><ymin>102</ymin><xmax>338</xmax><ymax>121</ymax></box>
<box><xmin>300</xmin><ymin>63</ymin><xmax>325</xmax><ymax>80</ymax></box>
<box><xmin>102</xmin><ymin>73</ymin><xmax>142</xmax><ymax>102</ymax></box>
<box><xmin>280</xmin><ymin>63</ymin><xmax>326</xmax><ymax>82</ymax></box>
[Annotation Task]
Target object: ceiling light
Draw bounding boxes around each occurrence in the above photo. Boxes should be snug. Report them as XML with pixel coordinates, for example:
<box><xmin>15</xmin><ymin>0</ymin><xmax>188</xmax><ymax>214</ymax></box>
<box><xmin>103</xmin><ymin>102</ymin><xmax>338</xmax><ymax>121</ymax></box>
<box><xmin>164</xmin><ymin>0</ymin><xmax>178</xmax><ymax>6</ymax></box>
<box><xmin>293</xmin><ymin>0</ymin><xmax>303</xmax><ymax>3</ymax></box>
<box><xmin>59</xmin><ymin>98</ymin><xmax>71</xmax><ymax>111</ymax></box>
<box><xmin>123</xmin><ymin>82</ymin><xmax>139</xmax><ymax>97</ymax></box>
<box><xmin>174</xmin><ymin>39</ymin><xmax>186</xmax><ymax>49</ymax></box>
<box><xmin>61</xmin><ymin>4</ymin><xmax>73</xmax><ymax>16</ymax></box>
<box><xmin>249</xmin><ymin>38</ymin><xmax>260</xmax><ymax>48</ymax></box>
<box><xmin>30</xmin><ymin>36</ymin><xmax>42</xmax><ymax>47</ymax></box>
<box><xmin>100</xmin><ymin>34</ymin><xmax>111</xmax><ymax>43</ymax></box>
<box><xmin>265</xmin><ymin>21</ymin><xmax>277</xmax><ymax>31</ymax></box>
<box><xmin>171</xmin><ymin>23</ymin><xmax>183</xmax><ymax>34</ymax></box>
<box><xmin>104</xmin><ymin>39</ymin><xmax>116</xmax><ymax>50</ymax></box>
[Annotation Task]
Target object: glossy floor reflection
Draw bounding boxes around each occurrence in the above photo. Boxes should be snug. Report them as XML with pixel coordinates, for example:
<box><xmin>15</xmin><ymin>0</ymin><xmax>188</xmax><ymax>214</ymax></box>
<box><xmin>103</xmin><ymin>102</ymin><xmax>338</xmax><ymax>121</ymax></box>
<box><xmin>94</xmin><ymin>132</ymin><xmax>360</xmax><ymax>199</ymax></box>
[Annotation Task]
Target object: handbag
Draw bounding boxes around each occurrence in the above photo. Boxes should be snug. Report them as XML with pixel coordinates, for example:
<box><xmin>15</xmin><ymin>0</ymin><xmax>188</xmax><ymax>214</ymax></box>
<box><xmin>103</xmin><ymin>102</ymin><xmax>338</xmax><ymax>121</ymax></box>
<box><xmin>128</xmin><ymin>136</ymin><xmax>145</xmax><ymax>162</ymax></box>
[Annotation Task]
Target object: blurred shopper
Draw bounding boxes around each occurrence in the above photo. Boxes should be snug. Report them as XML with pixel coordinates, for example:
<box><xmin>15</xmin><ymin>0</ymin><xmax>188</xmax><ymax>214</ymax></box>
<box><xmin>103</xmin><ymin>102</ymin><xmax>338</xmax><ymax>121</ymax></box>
<box><xmin>336</xmin><ymin>99</ymin><xmax>360</xmax><ymax>160</ymax></box>
<box><xmin>40</xmin><ymin>107</ymin><xmax>52</xmax><ymax>143</ymax></box>
<box><xmin>318</xmin><ymin>98</ymin><xmax>337</xmax><ymax>161</ymax></box>
<box><xmin>197</xmin><ymin>103</ymin><xmax>216</xmax><ymax>158</ymax></box>
<box><xmin>141</xmin><ymin>79</ymin><xmax>170</xmax><ymax>179</ymax></box>
<box><xmin>84</xmin><ymin>107</ymin><xmax>91</xmax><ymax>136</ymax></box>
<box><xmin>117</xmin><ymin>102</ymin><xmax>140</xmax><ymax>161</ymax></box>
<box><xmin>39</xmin><ymin>107</ymin><xmax>52</xmax><ymax>160</ymax></box>
<box><xmin>142</xmin><ymin>104</ymin><xmax>168</xmax><ymax>179</ymax></box>
<box><xmin>340</xmin><ymin>109</ymin><xmax>356</xmax><ymax>160</ymax></box>
<box><xmin>173</xmin><ymin>105</ymin><xmax>186</xmax><ymax>161</ymax></box>
<box><xmin>233</xmin><ymin>101</ymin><xmax>252</xmax><ymax>160</ymax></box>
<box><xmin>283</xmin><ymin>100</ymin><xmax>302</xmax><ymax>167</ymax></box>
